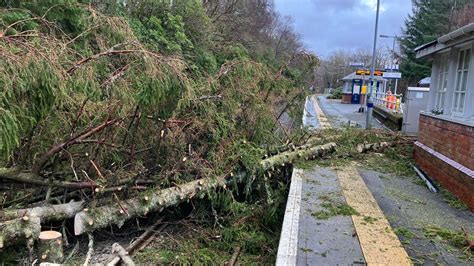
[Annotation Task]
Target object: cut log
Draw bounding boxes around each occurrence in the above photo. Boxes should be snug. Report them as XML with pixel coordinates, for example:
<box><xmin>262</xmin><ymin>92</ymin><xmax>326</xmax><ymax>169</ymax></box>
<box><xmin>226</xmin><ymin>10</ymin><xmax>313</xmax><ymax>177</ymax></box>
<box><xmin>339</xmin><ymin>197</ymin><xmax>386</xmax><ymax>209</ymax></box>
<box><xmin>0</xmin><ymin>201</ymin><xmax>84</xmax><ymax>248</ymax></box>
<box><xmin>37</xmin><ymin>231</ymin><xmax>63</xmax><ymax>264</ymax></box>
<box><xmin>227</xmin><ymin>246</ymin><xmax>241</xmax><ymax>266</ymax></box>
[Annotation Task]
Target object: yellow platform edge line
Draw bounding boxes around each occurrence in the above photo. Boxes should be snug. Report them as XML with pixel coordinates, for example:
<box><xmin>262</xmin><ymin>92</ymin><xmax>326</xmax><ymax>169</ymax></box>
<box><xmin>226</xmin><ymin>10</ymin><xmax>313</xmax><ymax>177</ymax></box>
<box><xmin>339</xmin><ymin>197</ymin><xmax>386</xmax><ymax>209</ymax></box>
<box><xmin>337</xmin><ymin>166</ymin><xmax>412</xmax><ymax>265</ymax></box>
<box><xmin>312</xmin><ymin>95</ymin><xmax>330</xmax><ymax>129</ymax></box>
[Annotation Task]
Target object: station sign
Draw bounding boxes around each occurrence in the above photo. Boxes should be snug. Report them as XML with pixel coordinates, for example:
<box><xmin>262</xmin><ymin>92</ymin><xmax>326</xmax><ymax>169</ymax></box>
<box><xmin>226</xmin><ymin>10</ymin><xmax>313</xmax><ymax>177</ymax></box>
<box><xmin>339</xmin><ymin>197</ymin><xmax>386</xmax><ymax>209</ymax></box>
<box><xmin>356</xmin><ymin>69</ymin><xmax>384</xmax><ymax>76</ymax></box>
<box><xmin>383</xmin><ymin>72</ymin><xmax>402</xmax><ymax>79</ymax></box>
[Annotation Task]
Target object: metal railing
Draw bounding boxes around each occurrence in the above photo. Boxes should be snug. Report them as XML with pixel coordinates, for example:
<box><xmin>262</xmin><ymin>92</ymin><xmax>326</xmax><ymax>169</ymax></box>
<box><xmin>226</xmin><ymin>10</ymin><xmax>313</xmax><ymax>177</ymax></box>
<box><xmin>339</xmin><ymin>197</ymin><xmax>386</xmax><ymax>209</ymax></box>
<box><xmin>374</xmin><ymin>92</ymin><xmax>403</xmax><ymax>113</ymax></box>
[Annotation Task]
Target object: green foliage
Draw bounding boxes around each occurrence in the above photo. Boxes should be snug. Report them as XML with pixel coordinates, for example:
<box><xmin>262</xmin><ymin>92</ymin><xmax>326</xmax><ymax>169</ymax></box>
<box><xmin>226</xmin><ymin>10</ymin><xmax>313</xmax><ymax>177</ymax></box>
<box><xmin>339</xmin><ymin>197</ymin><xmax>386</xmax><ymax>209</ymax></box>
<box><xmin>423</xmin><ymin>225</ymin><xmax>473</xmax><ymax>256</ymax></box>
<box><xmin>130</xmin><ymin>13</ymin><xmax>193</xmax><ymax>54</ymax></box>
<box><xmin>0</xmin><ymin>10</ymin><xmax>39</xmax><ymax>35</ymax></box>
<box><xmin>0</xmin><ymin>108</ymin><xmax>20</xmax><ymax>160</ymax></box>
<box><xmin>439</xmin><ymin>187</ymin><xmax>469</xmax><ymax>211</ymax></box>
<box><xmin>327</xmin><ymin>87</ymin><xmax>343</xmax><ymax>99</ymax></box>
<box><xmin>394</xmin><ymin>227</ymin><xmax>418</xmax><ymax>240</ymax></box>
<box><xmin>311</xmin><ymin>202</ymin><xmax>359</xmax><ymax>220</ymax></box>
<box><xmin>0</xmin><ymin>62</ymin><xmax>62</xmax><ymax>159</ymax></box>
<box><xmin>134</xmin><ymin>74</ymin><xmax>184</xmax><ymax>118</ymax></box>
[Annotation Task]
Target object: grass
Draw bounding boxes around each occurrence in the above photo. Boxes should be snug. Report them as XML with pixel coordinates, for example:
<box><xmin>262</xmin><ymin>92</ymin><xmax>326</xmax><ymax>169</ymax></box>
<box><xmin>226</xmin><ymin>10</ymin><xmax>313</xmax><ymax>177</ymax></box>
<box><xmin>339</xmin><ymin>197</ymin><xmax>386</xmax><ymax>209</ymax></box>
<box><xmin>311</xmin><ymin>202</ymin><xmax>359</xmax><ymax>220</ymax></box>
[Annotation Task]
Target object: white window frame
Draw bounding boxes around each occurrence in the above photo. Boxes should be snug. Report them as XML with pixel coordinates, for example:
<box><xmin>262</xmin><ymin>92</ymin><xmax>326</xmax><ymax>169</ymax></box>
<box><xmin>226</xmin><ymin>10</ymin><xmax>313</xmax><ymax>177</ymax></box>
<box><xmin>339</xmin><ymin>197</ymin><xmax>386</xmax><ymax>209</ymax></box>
<box><xmin>435</xmin><ymin>55</ymin><xmax>449</xmax><ymax>111</ymax></box>
<box><xmin>452</xmin><ymin>48</ymin><xmax>471</xmax><ymax>115</ymax></box>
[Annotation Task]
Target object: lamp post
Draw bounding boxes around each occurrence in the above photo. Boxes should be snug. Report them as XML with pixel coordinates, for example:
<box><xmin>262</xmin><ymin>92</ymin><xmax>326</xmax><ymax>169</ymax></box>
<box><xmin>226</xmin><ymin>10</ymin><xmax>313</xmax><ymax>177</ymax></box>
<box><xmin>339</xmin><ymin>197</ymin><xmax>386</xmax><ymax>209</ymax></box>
<box><xmin>366</xmin><ymin>0</ymin><xmax>381</xmax><ymax>130</ymax></box>
<box><xmin>380</xmin><ymin>34</ymin><xmax>398</xmax><ymax>94</ymax></box>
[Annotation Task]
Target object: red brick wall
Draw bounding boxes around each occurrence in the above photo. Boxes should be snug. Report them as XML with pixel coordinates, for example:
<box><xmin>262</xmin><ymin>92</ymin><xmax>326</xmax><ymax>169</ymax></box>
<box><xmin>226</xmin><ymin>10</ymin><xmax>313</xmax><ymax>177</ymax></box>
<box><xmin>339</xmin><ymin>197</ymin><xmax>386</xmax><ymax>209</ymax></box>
<box><xmin>415</xmin><ymin>113</ymin><xmax>474</xmax><ymax>211</ymax></box>
<box><xmin>342</xmin><ymin>93</ymin><xmax>352</xmax><ymax>104</ymax></box>
<box><xmin>414</xmin><ymin>146</ymin><xmax>474</xmax><ymax>211</ymax></box>
<box><xmin>418</xmin><ymin>114</ymin><xmax>474</xmax><ymax>167</ymax></box>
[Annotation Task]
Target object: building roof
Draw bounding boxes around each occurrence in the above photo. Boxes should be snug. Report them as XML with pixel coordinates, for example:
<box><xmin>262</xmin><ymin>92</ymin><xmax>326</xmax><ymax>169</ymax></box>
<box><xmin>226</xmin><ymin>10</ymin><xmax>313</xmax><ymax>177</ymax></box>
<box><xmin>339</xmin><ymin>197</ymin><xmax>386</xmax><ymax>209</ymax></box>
<box><xmin>418</xmin><ymin>77</ymin><xmax>431</xmax><ymax>86</ymax></box>
<box><xmin>416</xmin><ymin>23</ymin><xmax>474</xmax><ymax>59</ymax></box>
<box><xmin>342</xmin><ymin>72</ymin><xmax>385</xmax><ymax>82</ymax></box>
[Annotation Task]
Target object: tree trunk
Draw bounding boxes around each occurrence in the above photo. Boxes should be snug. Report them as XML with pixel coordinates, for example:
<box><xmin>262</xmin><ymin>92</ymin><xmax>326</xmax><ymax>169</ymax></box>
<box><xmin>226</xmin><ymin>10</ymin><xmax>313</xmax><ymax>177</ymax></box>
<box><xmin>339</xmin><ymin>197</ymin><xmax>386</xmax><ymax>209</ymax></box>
<box><xmin>74</xmin><ymin>176</ymin><xmax>225</xmax><ymax>235</ymax></box>
<box><xmin>0</xmin><ymin>216</ymin><xmax>40</xmax><ymax>249</ymax></box>
<box><xmin>37</xmin><ymin>231</ymin><xmax>63</xmax><ymax>264</ymax></box>
<box><xmin>260</xmin><ymin>142</ymin><xmax>336</xmax><ymax>170</ymax></box>
<box><xmin>356</xmin><ymin>141</ymin><xmax>396</xmax><ymax>153</ymax></box>
<box><xmin>74</xmin><ymin>142</ymin><xmax>336</xmax><ymax>235</ymax></box>
<box><xmin>0</xmin><ymin>201</ymin><xmax>85</xmax><ymax>222</ymax></box>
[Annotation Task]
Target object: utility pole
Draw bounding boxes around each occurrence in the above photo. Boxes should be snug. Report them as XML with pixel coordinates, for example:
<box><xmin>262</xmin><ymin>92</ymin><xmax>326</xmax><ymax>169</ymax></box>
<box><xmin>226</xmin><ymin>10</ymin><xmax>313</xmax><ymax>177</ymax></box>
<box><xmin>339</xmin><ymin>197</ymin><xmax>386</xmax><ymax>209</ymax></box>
<box><xmin>366</xmin><ymin>0</ymin><xmax>380</xmax><ymax>130</ymax></box>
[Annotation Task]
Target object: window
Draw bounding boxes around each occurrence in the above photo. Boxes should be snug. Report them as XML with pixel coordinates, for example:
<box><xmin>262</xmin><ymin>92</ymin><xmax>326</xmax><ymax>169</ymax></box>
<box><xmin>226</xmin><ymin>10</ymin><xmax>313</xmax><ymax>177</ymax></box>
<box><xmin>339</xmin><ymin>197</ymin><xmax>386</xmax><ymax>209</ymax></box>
<box><xmin>435</xmin><ymin>55</ymin><xmax>449</xmax><ymax>110</ymax></box>
<box><xmin>452</xmin><ymin>48</ymin><xmax>471</xmax><ymax>114</ymax></box>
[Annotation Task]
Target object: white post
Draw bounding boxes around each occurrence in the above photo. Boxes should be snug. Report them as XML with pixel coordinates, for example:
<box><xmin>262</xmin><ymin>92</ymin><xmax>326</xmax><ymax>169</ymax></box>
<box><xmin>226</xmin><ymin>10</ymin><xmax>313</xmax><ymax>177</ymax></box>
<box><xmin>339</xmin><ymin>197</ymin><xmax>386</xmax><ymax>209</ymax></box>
<box><xmin>394</xmin><ymin>78</ymin><xmax>398</xmax><ymax>95</ymax></box>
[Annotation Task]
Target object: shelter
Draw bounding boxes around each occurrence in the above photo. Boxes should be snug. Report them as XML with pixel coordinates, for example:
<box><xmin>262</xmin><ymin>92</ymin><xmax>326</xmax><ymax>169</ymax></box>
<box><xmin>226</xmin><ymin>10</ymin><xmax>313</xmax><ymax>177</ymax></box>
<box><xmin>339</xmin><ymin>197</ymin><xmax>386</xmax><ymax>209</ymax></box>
<box><xmin>414</xmin><ymin>22</ymin><xmax>474</xmax><ymax>211</ymax></box>
<box><xmin>341</xmin><ymin>72</ymin><xmax>386</xmax><ymax>104</ymax></box>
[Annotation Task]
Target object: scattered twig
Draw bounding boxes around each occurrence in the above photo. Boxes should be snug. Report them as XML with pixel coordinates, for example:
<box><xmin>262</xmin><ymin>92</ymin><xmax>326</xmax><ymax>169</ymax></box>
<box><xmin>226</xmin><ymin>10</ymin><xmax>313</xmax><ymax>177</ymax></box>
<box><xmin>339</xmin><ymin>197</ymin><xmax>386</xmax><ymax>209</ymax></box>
<box><xmin>32</xmin><ymin>119</ymin><xmax>117</xmax><ymax>175</ymax></box>
<box><xmin>461</xmin><ymin>226</ymin><xmax>474</xmax><ymax>251</ymax></box>
<box><xmin>64</xmin><ymin>241</ymin><xmax>80</xmax><ymax>264</ymax></box>
<box><xmin>228</xmin><ymin>246</ymin><xmax>241</xmax><ymax>266</ymax></box>
<box><xmin>83</xmin><ymin>233</ymin><xmax>94</xmax><ymax>266</ymax></box>
<box><xmin>108</xmin><ymin>243</ymin><xmax>135</xmax><ymax>266</ymax></box>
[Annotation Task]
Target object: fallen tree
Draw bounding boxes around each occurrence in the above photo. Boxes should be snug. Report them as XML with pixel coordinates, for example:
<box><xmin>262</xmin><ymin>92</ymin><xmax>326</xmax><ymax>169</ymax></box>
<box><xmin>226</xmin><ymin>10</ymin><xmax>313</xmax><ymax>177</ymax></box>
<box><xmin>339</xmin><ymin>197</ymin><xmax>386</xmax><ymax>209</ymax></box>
<box><xmin>0</xmin><ymin>142</ymin><xmax>337</xmax><ymax>247</ymax></box>
<box><xmin>74</xmin><ymin>142</ymin><xmax>336</xmax><ymax>235</ymax></box>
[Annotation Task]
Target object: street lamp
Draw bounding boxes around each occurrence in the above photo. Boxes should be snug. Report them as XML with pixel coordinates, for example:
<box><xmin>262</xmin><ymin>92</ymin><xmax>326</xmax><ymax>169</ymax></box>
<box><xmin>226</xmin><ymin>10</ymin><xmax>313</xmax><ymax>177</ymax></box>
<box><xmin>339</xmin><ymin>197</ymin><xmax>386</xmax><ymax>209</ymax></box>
<box><xmin>380</xmin><ymin>34</ymin><xmax>399</xmax><ymax>94</ymax></box>
<box><xmin>380</xmin><ymin>34</ymin><xmax>397</xmax><ymax>61</ymax></box>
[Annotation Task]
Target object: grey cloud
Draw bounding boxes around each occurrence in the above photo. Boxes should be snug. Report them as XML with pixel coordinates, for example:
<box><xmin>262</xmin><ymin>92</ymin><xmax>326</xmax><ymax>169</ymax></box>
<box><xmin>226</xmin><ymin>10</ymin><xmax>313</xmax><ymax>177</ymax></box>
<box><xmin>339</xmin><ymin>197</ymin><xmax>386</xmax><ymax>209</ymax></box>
<box><xmin>275</xmin><ymin>0</ymin><xmax>412</xmax><ymax>58</ymax></box>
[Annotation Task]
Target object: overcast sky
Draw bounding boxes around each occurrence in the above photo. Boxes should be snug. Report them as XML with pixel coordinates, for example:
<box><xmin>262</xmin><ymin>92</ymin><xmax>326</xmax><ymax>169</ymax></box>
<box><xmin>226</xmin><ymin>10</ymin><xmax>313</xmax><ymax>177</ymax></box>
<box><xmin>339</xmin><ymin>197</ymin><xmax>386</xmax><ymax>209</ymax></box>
<box><xmin>274</xmin><ymin>0</ymin><xmax>413</xmax><ymax>58</ymax></box>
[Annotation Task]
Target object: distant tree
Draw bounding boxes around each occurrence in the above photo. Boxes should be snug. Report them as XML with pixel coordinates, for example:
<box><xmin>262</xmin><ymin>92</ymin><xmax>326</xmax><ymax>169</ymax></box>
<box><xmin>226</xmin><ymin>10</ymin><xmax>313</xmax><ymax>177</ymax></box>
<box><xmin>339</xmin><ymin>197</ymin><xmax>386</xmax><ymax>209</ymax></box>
<box><xmin>314</xmin><ymin>48</ymin><xmax>391</xmax><ymax>90</ymax></box>
<box><xmin>400</xmin><ymin>0</ymin><xmax>472</xmax><ymax>85</ymax></box>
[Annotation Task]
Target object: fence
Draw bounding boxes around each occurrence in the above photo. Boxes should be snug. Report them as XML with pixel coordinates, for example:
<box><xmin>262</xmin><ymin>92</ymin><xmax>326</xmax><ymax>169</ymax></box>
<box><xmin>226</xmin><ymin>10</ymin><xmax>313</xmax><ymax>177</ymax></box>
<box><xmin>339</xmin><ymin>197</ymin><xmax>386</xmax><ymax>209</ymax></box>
<box><xmin>374</xmin><ymin>92</ymin><xmax>403</xmax><ymax>113</ymax></box>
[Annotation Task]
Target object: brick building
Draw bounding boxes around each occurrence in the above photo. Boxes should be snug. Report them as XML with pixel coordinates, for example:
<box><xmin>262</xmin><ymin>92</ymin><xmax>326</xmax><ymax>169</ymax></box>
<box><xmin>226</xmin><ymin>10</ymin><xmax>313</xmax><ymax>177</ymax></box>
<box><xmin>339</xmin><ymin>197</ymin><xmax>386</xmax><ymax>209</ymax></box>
<box><xmin>414</xmin><ymin>23</ymin><xmax>474</xmax><ymax>211</ymax></box>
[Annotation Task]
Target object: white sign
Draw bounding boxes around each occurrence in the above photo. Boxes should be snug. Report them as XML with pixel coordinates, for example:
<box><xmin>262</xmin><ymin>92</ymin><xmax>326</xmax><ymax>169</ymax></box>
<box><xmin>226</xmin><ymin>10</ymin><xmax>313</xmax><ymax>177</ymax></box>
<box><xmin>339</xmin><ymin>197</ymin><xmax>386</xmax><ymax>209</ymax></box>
<box><xmin>353</xmin><ymin>85</ymin><xmax>361</xmax><ymax>94</ymax></box>
<box><xmin>383</xmin><ymin>72</ymin><xmax>402</xmax><ymax>79</ymax></box>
